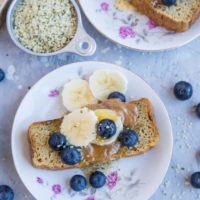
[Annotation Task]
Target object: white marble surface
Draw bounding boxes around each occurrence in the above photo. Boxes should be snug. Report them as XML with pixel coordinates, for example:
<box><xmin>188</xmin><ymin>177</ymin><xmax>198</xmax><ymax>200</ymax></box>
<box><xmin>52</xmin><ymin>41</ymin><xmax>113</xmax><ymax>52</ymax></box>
<box><xmin>1</xmin><ymin>13</ymin><xmax>200</xmax><ymax>200</ymax></box>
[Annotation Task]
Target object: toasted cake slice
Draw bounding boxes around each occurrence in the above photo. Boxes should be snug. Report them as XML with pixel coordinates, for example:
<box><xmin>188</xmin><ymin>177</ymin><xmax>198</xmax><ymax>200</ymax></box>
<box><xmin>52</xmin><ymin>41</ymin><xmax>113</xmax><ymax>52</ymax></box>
<box><xmin>28</xmin><ymin>98</ymin><xmax>159</xmax><ymax>170</ymax></box>
<box><xmin>131</xmin><ymin>0</ymin><xmax>200</xmax><ymax>32</ymax></box>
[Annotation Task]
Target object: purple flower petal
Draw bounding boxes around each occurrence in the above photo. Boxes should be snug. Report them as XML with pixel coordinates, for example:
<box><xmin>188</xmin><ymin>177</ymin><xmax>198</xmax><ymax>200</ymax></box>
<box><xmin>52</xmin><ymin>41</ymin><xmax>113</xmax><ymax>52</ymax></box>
<box><xmin>85</xmin><ymin>196</ymin><xmax>95</xmax><ymax>200</ymax></box>
<box><xmin>48</xmin><ymin>89</ymin><xmax>60</xmax><ymax>97</ymax></box>
<box><xmin>52</xmin><ymin>184</ymin><xmax>62</xmax><ymax>195</ymax></box>
<box><xmin>146</xmin><ymin>19</ymin><xmax>158</xmax><ymax>30</ymax></box>
<box><xmin>106</xmin><ymin>171</ymin><xmax>119</xmax><ymax>190</ymax></box>
<box><xmin>100</xmin><ymin>2</ymin><xmax>109</xmax><ymax>11</ymax></box>
<box><xmin>36</xmin><ymin>177</ymin><xmax>43</xmax><ymax>184</ymax></box>
<box><xmin>119</xmin><ymin>26</ymin><xmax>136</xmax><ymax>39</ymax></box>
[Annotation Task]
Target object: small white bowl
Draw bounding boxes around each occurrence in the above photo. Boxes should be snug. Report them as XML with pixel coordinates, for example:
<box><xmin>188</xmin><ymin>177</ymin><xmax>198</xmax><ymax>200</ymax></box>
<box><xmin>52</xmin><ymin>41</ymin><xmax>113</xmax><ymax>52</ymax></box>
<box><xmin>7</xmin><ymin>0</ymin><xmax>96</xmax><ymax>56</ymax></box>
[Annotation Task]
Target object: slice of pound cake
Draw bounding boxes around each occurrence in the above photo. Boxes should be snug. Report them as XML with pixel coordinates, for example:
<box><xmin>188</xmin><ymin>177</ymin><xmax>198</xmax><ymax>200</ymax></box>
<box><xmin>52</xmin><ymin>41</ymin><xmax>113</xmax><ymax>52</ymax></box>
<box><xmin>131</xmin><ymin>0</ymin><xmax>200</xmax><ymax>32</ymax></box>
<box><xmin>28</xmin><ymin>98</ymin><xmax>159</xmax><ymax>170</ymax></box>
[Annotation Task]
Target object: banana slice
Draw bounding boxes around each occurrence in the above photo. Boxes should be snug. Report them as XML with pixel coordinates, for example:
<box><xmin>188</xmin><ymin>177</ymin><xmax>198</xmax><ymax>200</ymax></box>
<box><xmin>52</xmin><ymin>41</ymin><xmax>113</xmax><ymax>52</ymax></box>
<box><xmin>93</xmin><ymin>109</ymin><xmax>123</xmax><ymax>146</ymax></box>
<box><xmin>89</xmin><ymin>69</ymin><xmax>128</xmax><ymax>101</ymax></box>
<box><xmin>60</xmin><ymin>108</ymin><xmax>98</xmax><ymax>147</ymax></box>
<box><xmin>62</xmin><ymin>79</ymin><xmax>98</xmax><ymax>111</ymax></box>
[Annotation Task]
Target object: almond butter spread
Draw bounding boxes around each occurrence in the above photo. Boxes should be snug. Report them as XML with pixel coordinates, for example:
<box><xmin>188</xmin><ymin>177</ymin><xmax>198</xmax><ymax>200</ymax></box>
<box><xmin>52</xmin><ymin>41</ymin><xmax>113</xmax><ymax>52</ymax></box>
<box><xmin>81</xmin><ymin>99</ymin><xmax>138</xmax><ymax>165</ymax></box>
<box><xmin>87</xmin><ymin>99</ymin><xmax>138</xmax><ymax>128</ymax></box>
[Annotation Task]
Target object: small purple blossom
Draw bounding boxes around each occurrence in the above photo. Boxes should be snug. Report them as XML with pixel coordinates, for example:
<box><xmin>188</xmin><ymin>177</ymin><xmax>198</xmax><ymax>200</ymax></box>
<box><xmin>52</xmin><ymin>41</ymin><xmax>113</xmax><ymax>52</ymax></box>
<box><xmin>36</xmin><ymin>177</ymin><xmax>43</xmax><ymax>184</ymax></box>
<box><xmin>119</xmin><ymin>26</ymin><xmax>136</xmax><ymax>39</ymax></box>
<box><xmin>106</xmin><ymin>171</ymin><xmax>119</xmax><ymax>190</ymax></box>
<box><xmin>100</xmin><ymin>2</ymin><xmax>109</xmax><ymax>11</ymax></box>
<box><xmin>85</xmin><ymin>196</ymin><xmax>95</xmax><ymax>200</ymax></box>
<box><xmin>48</xmin><ymin>89</ymin><xmax>59</xmax><ymax>97</ymax></box>
<box><xmin>146</xmin><ymin>19</ymin><xmax>158</xmax><ymax>30</ymax></box>
<box><xmin>52</xmin><ymin>184</ymin><xmax>62</xmax><ymax>195</ymax></box>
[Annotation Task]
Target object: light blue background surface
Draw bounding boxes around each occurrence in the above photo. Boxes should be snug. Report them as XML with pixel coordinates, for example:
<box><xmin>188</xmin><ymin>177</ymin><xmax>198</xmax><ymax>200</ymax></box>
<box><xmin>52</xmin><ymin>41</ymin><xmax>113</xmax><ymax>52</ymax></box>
<box><xmin>1</xmin><ymin>12</ymin><xmax>200</xmax><ymax>200</ymax></box>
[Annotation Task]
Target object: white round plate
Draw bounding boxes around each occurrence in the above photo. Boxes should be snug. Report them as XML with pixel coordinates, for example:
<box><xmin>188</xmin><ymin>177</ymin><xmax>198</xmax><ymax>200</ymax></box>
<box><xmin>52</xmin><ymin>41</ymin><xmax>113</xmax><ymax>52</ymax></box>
<box><xmin>12</xmin><ymin>61</ymin><xmax>173</xmax><ymax>200</ymax></box>
<box><xmin>78</xmin><ymin>0</ymin><xmax>200</xmax><ymax>51</ymax></box>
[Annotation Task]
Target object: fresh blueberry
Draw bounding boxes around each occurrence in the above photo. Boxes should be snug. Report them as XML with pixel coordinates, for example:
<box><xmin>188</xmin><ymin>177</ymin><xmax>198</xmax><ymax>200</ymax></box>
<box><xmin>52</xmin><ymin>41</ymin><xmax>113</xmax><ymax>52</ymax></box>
<box><xmin>119</xmin><ymin>129</ymin><xmax>139</xmax><ymax>148</ymax></box>
<box><xmin>191</xmin><ymin>172</ymin><xmax>200</xmax><ymax>188</ymax></box>
<box><xmin>89</xmin><ymin>171</ymin><xmax>106</xmax><ymax>188</ymax></box>
<box><xmin>0</xmin><ymin>185</ymin><xmax>14</xmax><ymax>200</ymax></box>
<box><xmin>48</xmin><ymin>132</ymin><xmax>67</xmax><ymax>151</ymax></box>
<box><xmin>70</xmin><ymin>175</ymin><xmax>87</xmax><ymax>191</ymax></box>
<box><xmin>0</xmin><ymin>69</ymin><xmax>5</xmax><ymax>82</ymax></box>
<box><xmin>162</xmin><ymin>0</ymin><xmax>176</xmax><ymax>6</ymax></box>
<box><xmin>196</xmin><ymin>104</ymin><xmax>200</xmax><ymax>118</ymax></box>
<box><xmin>97</xmin><ymin>119</ymin><xmax>117</xmax><ymax>139</ymax></box>
<box><xmin>108</xmin><ymin>92</ymin><xmax>126</xmax><ymax>102</ymax></box>
<box><xmin>174</xmin><ymin>81</ymin><xmax>193</xmax><ymax>100</ymax></box>
<box><xmin>61</xmin><ymin>146</ymin><xmax>82</xmax><ymax>165</ymax></box>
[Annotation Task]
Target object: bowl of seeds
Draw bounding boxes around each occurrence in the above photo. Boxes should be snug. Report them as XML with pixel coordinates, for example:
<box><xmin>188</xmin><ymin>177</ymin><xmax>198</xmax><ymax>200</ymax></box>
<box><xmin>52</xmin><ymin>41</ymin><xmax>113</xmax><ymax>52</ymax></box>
<box><xmin>7</xmin><ymin>0</ymin><xmax>96</xmax><ymax>56</ymax></box>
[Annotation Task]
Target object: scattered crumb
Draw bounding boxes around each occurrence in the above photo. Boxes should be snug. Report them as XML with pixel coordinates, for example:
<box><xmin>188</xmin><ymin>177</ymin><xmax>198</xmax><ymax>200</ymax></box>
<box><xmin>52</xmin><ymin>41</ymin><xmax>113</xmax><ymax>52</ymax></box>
<box><xmin>39</xmin><ymin>57</ymin><xmax>50</xmax><ymax>67</ymax></box>
<box><xmin>18</xmin><ymin>85</ymin><xmax>23</xmax><ymax>89</ymax></box>
<box><xmin>184</xmin><ymin>176</ymin><xmax>190</xmax><ymax>186</ymax></box>
<box><xmin>178</xmin><ymin>195</ymin><xmax>183</xmax><ymax>199</ymax></box>
<box><xmin>143</xmin><ymin>73</ymin><xmax>147</xmax><ymax>78</ymax></box>
<box><xmin>181</xmin><ymin>134</ymin><xmax>187</xmax><ymax>140</ymax></box>
<box><xmin>188</xmin><ymin>122</ymin><xmax>192</xmax><ymax>128</ymax></box>
<box><xmin>163</xmin><ymin>180</ymin><xmax>170</xmax><ymax>188</ymax></box>
<box><xmin>171</xmin><ymin>194</ymin><xmax>176</xmax><ymax>199</ymax></box>
<box><xmin>172</xmin><ymin>164</ymin><xmax>185</xmax><ymax>174</ymax></box>
<box><xmin>182</xmin><ymin>130</ymin><xmax>186</xmax><ymax>134</ymax></box>
<box><xmin>181</xmin><ymin>191</ymin><xmax>186</xmax><ymax>196</ymax></box>
<box><xmin>130</xmin><ymin>95</ymin><xmax>135</xmax><ymax>99</ymax></box>
<box><xmin>161</xmin><ymin>189</ymin><xmax>167</xmax><ymax>196</ymax></box>
<box><xmin>6</xmin><ymin>65</ymin><xmax>16</xmax><ymax>80</ymax></box>
<box><xmin>185</xmin><ymin>143</ymin><xmax>192</xmax><ymax>149</ymax></box>
<box><xmin>176</xmin><ymin>164</ymin><xmax>181</xmax><ymax>172</ymax></box>
<box><xmin>115</xmin><ymin>60</ymin><xmax>122</xmax><ymax>65</ymax></box>
<box><xmin>127</xmin><ymin>62</ymin><xmax>133</xmax><ymax>67</ymax></box>
<box><xmin>192</xmin><ymin>106</ymin><xmax>196</xmax><ymax>112</ymax></box>
<box><xmin>101</xmin><ymin>47</ymin><xmax>110</xmax><ymax>54</ymax></box>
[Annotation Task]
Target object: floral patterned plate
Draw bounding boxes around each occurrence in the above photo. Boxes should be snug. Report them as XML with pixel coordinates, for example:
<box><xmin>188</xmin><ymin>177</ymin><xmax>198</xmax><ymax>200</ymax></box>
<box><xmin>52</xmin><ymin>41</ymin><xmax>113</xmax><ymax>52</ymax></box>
<box><xmin>12</xmin><ymin>61</ymin><xmax>173</xmax><ymax>200</ymax></box>
<box><xmin>78</xmin><ymin>0</ymin><xmax>200</xmax><ymax>51</ymax></box>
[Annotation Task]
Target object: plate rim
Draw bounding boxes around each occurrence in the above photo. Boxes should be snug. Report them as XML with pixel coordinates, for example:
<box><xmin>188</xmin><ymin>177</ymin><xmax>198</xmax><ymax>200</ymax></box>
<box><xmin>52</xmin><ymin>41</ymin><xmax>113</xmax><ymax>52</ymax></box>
<box><xmin>78</xmin><ymin>0</ymin><xmax>200</xmax><ymax>52</ymax></box>
<box><xmin>11</xmin><ymin>61</ymin><xmax>173</xmax><ymax>200</ymax></box>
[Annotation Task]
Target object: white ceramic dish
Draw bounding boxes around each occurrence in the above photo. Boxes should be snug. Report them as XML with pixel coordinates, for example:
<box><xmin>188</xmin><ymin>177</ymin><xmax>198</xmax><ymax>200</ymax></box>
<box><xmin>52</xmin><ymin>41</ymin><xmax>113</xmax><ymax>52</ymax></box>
<box><xmin>7</xmin><ymin>0</ymin><xmax>96</xmax><ymax>56</ymax></box>
<box><xmin>12</xmin><ymin>61</ymin><xmax>173</xmax><ymax>200</ymax></box>
<box><xmin>78</xmin><ymin>0</ymin><xmax>200</xmax><ymax>51</ymax></box>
